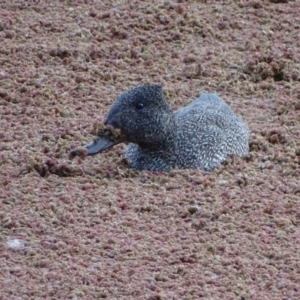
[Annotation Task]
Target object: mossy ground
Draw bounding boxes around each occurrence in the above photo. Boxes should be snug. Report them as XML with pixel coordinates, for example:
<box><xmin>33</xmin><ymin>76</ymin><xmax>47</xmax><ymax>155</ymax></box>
<box><xmin>1</xmin><ymin>1</ymin><xmax>300</xmax><ymax>299</ymax></box>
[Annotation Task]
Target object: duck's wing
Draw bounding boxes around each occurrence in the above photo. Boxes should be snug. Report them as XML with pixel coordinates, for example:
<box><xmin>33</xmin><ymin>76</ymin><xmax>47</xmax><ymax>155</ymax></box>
<box><xmin>174</xmin><ymin>92</ymin><xmax>250</xmax><ymax>161</ymax></box>
<box><xmin>175</xmin><ymin>93</ymin><xmax>235</xmax><ymax>117</ymax></box>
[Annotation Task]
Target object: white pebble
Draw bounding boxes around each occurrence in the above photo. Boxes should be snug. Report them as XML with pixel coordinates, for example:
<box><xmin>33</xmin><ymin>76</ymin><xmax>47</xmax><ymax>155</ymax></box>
<box><xmin>7</xmin><ymin>238</ymin><xmax>25</xmax><ymax>250</ymax></box>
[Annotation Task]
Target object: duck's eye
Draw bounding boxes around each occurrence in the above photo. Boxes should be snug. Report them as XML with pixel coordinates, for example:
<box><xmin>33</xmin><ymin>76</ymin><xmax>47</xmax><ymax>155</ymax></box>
<box><xmin>135</xmin><ymin>102</ymin><xmax>144</xmax><ymax>110</ymax></box>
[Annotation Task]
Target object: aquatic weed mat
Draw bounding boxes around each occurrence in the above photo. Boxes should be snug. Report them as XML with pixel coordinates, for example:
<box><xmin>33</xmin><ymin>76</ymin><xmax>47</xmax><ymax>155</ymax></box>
<box><xmin>1</xmin><ymin>0</ymin><xmax>300</xmax><ymax>299</ymax></box>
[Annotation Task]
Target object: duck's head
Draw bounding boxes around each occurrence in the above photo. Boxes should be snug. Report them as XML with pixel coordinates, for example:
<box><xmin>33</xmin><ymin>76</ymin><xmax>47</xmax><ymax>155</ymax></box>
<box><xmin>71</xmin><ymin>84</ymin><xmax>176</xmax><ymax>157</ymax></box>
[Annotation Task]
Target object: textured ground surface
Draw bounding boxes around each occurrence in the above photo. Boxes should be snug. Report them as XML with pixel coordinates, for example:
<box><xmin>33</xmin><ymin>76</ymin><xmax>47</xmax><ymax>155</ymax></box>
<box><xmin>1</xmin><ymin>0</ymin><xmax>300</xmax><ymax>299</ymax></box>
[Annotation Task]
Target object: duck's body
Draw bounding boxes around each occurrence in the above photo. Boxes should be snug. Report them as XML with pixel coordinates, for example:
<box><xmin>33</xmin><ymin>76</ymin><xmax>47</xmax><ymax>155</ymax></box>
<box><xmin>77</xmin><ymin>85</ymin><xmax>249</xmax><ymax>172</ymax></box>
<box><xmin>125</xmin><ymin>91</ymin><xmax>249</xmax><ymax>171</ymax></box>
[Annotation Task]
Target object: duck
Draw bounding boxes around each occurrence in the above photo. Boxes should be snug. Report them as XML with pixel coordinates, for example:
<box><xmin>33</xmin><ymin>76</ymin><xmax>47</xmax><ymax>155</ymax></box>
<box><xmin>73</xmin><ymin>84</ymin><xmax>249</xmax><ymax>172</ymax></box>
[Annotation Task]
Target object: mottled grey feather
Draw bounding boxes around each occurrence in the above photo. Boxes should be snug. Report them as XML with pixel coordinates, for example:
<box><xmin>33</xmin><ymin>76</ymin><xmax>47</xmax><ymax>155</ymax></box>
<box><xmin>105</xmin><ymin>85</ymin><xmax>249</xmax><ymax>172</ymax></box>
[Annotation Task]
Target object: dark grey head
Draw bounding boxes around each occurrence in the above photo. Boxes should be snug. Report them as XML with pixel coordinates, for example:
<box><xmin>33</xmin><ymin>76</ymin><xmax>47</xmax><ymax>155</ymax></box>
<box><xmin>104</xmin><ymin>84</ymin><xmax>175</xmax><ymax>145</ymax></box>
<box><xmin>70</xmin><ymin>85</ymin><xmax>176</xmax><ymax>157</ymax></box>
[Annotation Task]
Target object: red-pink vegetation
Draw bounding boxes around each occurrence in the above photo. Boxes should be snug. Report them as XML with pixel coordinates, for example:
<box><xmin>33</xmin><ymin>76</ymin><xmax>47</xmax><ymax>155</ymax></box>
<box><xmin>1</xmin><ymin>0</ymin><xmax>300</xmax><ymax>299</ymax></box>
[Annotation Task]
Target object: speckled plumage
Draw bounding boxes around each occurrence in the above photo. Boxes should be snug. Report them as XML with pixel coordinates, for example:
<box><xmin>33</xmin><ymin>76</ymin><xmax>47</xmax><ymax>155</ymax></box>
<box><xmin>104</xmin><ymin>84</ymin><xmax>249</xmax><ymax>172</ymax></box>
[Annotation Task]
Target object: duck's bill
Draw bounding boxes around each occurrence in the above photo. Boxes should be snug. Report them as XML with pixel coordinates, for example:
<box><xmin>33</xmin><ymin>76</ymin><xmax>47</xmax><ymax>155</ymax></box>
<box><xmin>71</xmin><ymin>136</ymin><xmax>121</xmax><ymax>157</ymax></box>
